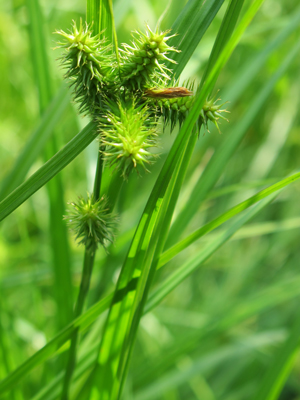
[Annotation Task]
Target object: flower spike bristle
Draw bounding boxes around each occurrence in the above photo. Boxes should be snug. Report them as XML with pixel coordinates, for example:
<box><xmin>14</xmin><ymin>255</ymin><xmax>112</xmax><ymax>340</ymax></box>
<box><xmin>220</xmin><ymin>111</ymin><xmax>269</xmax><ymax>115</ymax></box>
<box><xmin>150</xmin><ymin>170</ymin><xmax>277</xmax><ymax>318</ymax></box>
<box><xmin>100</xmin><ymin>97</ymin><xmax>158</xmax><ymax>179</ymax></box>
<box><xmin>56</xmin><ymin>19</ymin><xmax>114</xmax><ymax>114</ymax></box>
<box><xmin>119</xmin><ymin>25</ymin><xmax>179</xmax><ymax>91</ymax></box>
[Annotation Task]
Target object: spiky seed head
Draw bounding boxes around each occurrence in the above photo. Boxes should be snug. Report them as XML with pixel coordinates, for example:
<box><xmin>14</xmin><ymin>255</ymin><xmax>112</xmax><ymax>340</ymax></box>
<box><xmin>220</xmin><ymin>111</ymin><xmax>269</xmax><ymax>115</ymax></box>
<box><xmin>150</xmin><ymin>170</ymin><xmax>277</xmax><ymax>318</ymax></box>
<box><xmin>55</xmin><ymin>19</ymin><xmax>114</xmax><ymax>114</ymax></box>
<box><xmin>100</xmin><ymin>98</ymin><xmax>158</xmax><ymax>178</ymax></box>
<box><xmin>147</xmin><ymin>81</ymin><xmax>229</xmax><ymax>134</ymax></box>
<box><xmin>64</xmin><ymin>194</ymin><xmax>116</xmax><ymax>252</ymax></box>
<box><xmin>200</xmin><ymin>95</ymin><xmax>230</xmax><ymax>133</ymax></box>
<box><xmin>120</xmin><ymin>25</ymin><xmax>179</xmax><ymax>91</ymax></box>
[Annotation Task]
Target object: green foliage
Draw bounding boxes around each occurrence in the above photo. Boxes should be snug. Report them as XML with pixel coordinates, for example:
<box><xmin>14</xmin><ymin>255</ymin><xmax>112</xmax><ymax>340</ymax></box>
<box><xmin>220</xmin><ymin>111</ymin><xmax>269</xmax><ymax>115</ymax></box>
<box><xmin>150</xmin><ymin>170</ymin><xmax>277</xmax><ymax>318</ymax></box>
<box><xmin>1</xmin><ymin>0</ymin><xmax>300</xmax><ymax>400</ymax></box>
<box><xmin>56</xmin><ymin>20</ymin><xmax>228</xmax><ymax>179</ymax></box>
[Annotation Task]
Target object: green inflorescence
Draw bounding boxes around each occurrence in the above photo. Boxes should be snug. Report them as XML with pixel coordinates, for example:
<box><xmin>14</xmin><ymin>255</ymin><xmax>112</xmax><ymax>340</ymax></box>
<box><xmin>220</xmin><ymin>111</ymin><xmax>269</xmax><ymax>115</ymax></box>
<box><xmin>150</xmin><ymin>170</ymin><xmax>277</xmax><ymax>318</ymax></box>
<box><xmin>56</xmin><ymin>20</ymin><xmax>114</xmax><ymax>113</ymax></box>
<box><xmin>64</xmin><ymin>194</ymin><xmax>116</xmax><ymax>252</ymax></box>
<box><xmin>119</xmin><ymin>25</ymin><xmax>178</xmax><ymax>91</ymax></box>
<box><xmin>147</xmin><ymin>83</ymin><xmax>229</xmax><ymax>134</ymax></box>
<box><xmin>56</xmin><ymin>21</ymin><xmax>229</xmax><ymax>178</ymax></box>
<box><xmin>100</xmin><ymin>98</ymin><xmax>158</xmax><ymax>178</ymax></box>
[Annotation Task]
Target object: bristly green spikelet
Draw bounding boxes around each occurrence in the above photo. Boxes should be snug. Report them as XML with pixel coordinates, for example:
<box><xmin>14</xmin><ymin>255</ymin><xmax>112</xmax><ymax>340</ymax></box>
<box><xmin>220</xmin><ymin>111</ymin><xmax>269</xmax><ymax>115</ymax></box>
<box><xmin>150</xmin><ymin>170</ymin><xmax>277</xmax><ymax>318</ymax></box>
<box><xmin>200</xmin><ymin>94</ymin><xmax>230</xmax><ymax>133</ymax></box>
<box><xmin>64</xmin><ymin>194</ymin><xmax>116</xmax><ymax>252</ymax></box>
<box><xmin>100</xmin><ymin>98</ymin><xmax>158</xmax><ymax>178</ymax></box>
<box><xmin>120</xmin><ymin>25</ymin><xmax>179</xmax><ymax>91</ymax></box>
<box><xmin>55</xmin><ymin>20</ymin><xmax>114</xmax><ymax>114</ymax></box>
<box><xmin>146</xmin><ymin>82</ymin><xmax>229</xmax><ymax>134</ymax></box>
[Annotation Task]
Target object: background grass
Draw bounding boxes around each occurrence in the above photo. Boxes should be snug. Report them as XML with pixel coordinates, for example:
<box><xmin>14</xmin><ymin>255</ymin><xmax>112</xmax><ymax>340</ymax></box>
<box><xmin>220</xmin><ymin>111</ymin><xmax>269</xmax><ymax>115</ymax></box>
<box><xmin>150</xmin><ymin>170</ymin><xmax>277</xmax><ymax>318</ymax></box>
<box><xmin>0</xmin><ymin>0</ymin><xmax>300</xmax><ymax>399</ymax></box>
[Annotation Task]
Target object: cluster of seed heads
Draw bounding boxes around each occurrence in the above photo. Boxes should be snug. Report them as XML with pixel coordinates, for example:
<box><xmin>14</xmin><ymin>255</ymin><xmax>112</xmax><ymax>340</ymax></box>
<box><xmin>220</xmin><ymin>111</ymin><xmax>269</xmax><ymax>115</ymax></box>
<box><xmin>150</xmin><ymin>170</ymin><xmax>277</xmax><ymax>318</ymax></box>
<box><xmin>57</xmin><ymin>20</ymin><xmax>229</xmax><ymax>249</ymax></box>
<box><xmin>56</xmin><ymin>20</ymin><xmax>229</xmax><ymax>178</ymax></box>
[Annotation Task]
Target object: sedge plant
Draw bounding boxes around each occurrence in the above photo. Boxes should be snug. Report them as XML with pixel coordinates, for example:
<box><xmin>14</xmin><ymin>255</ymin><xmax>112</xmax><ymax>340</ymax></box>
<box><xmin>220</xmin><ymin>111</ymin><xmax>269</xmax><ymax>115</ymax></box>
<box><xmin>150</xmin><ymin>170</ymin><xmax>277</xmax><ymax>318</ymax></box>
<box><xmin>1</xmin><ymin>0</ymin><xmax>300</xmax><ymax>400</ymax></box>
<box><xmin>56</xmin><ymin>15</ymin><xmax>229</xmax><ymax>398</ymax></box>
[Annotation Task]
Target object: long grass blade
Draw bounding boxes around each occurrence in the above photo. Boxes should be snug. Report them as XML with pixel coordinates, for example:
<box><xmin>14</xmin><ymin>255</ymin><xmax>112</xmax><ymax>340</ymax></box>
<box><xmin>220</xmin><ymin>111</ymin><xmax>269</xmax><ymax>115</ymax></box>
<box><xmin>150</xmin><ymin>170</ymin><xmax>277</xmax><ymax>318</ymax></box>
<box><xmin>0</xmin><ymin>122</ymin><xmax>96</xmax><ymax>222</ymax></box>
<box><xmin>0</xmin><ymin>84</ymin><xmax>70</xmax><ymax>200</ymax></box>
<box><xmin>160</xmin><ymin>171</ymin><xmax>300</xmax><ymax>267</ymax></box>
<box><xmin>32</xmin><ymin>274</ymin><xmax>300</xmax><ymax>400</ymax></box>
<box><xmin>200</xmin><ymin>0</ymin><xmax>245</xmax><ymax>88</ymax></box>
<box><xmin>26</xmin><ymin>0</ymin><xmax>73</xmax><ymax>328</ymax></box>
<box><xmin>84</xmin><ymin>2</ymin><xmax>267</xmax><ymax>399</ymax></box>
<box><xmin>168</xmin><ymin>39</ymin><xmax>300</xmax><ymax>245</ymax></box>
<box><xmin>1</xmin><ymin>167</ymin><xmax>298</xmax><ymax>394</ymax></box>
<box><xmin>167</xmin><ymin>0</ymin><xmax>226</xmax><ymax>77</ymax></box>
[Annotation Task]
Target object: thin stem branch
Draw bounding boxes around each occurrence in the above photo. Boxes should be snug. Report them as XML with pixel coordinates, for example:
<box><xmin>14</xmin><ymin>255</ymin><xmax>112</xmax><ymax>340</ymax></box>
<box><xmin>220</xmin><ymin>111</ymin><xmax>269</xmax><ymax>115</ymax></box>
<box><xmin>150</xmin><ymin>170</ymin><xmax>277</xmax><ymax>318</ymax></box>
<box><xmin>61</xmin><ymin>139</ymin><xmax>103</xmax><ymax>399</ymax></box>
<box><xmin>60</xmin><ymin>248</ymin><xmax>95</xmax><ymax>399</ymax></box>
<box><xmin>93</xmin><ymin>144</ymin><xmax>105</xmax><ymax>201</ymax></box>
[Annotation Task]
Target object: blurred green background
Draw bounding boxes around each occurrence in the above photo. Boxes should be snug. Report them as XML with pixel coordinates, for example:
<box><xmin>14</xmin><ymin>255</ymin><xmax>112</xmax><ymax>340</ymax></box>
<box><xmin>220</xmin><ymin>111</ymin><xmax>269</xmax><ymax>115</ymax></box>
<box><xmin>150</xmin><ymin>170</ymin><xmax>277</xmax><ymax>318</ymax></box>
<box><xmin>0</xmin><ymin>0</ymin><xmax>300</xmax><ymax>398</ymax></box>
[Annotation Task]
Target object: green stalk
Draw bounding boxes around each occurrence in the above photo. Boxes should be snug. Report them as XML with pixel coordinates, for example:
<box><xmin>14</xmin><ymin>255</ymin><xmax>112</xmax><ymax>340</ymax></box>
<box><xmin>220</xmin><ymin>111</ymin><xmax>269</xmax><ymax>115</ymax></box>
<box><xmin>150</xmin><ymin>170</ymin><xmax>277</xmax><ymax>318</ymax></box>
<box><xmin>60</xmin><ymin>249</ymin><xmax>95</xmax><ymax>399</ymax></box>
<box><xmin>60</xmin><ymin>1</ymin><xmax>118</xmax><ymax>397</ymax></box>
<box><xmin>93</xmin><ymin>147</ymin><xmax>105</xmax><ymax>201</ymax></box>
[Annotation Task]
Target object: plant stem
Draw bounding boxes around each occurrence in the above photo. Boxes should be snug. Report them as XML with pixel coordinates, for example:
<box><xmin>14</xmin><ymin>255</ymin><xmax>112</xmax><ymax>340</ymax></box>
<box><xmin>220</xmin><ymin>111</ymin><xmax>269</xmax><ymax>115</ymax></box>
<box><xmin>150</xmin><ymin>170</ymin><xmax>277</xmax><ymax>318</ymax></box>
<box><xmin>107</xmin><ymin>171</ymin><xmax>124</xmax><ymax>211</ymax></box>
<box><xmin>60</xmin><ymin>140</ymin><xmax>103</xmax><ymax>399</ymax></box>
<box><xmin>60</xmin><ymin>248</ymin><xmax>95</xmax><ymax>399</ymax></box>
<box><xmin>93</xmin><ymin>145</ymin><xmax>105</xmax><ymax>201</ymax></box>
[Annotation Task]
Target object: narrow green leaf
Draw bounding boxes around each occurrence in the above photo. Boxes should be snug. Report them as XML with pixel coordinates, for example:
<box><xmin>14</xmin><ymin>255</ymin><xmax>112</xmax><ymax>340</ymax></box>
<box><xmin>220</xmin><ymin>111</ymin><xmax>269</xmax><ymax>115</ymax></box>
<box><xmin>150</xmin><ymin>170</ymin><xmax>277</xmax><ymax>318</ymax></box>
<box><xmin>1</xmin><ymin>166</ymin><xmax>298</xmax><ymax>394</ymax></box>
<box><xmin>168</xmin><ymin>38</ymin><xmax>300</xmax><ymax>245</ymax></box>
<box><xmin>87</xmin><ymin>0</ymin><xmax>115</xmax><ymax>48</ymax></box>
<box><xmin>167</xmin><ymin>0</ymin><xmax>226</xmax><ymax>77</ymax></box>
<box><xmin>160</xmin><ymin>172</ymin><xmax>300</xmax><ymax>267</ymax></box>
<box><xmin>0</xmin><ymin>122</ymin><xmax>97</xmax><ymax>222</ymax></box>
<box><xmin>147</xmin><ymin>193</ymin><xmax>278</xmax><ymax>313</ymax></box>
<box><xmin>223</xmin><ymin>5</ymin><xmax>300</xmax><ymax>105</ymax></box>
<box><xmin>26</xmin><ymin>0</ymin><xmax>73</xmax><ymax>328</ymax></box>
<box><xmin>87</xmin><ymin>2</ymin><xmax>267</xmax><ymax>399</ymax></box>
<box><xmin>200</xmin><ymin>0</ymin><xmax>245</xmax><ymax>88</ymax></box>
<box><xmin>26</xmin><ymin>0</ymin><xmax>52</xmax><ymax>111</ymax></box>
<box><xmin>0</xmin><ymin>84</ymin><xmax>69</xmax><ymax>200</ymax></box>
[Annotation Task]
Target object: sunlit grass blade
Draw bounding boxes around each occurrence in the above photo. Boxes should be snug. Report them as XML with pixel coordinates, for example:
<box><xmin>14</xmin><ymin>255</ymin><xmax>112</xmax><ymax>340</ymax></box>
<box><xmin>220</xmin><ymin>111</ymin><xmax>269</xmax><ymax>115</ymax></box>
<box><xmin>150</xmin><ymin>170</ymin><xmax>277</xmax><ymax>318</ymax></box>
<box><xmin>1</xmin><ymin>167</ymin><xmax>299</xmax><ymax>394</ymax></box>
<box><xmin>26</xmin><ymin>0</ymin><xmax>73</xmax><ymax>329</ymax></box>
<box><xmin>232</xmin><ymin>216</ymin><xmax>300</xmax><ymax>240</ymax></box>
<box><xmin>0</xmin><ymin>84</ymin><xmax>69</xmax><ymax>200</ymax></box>
<box><xmin>32</xmin><ymin>273</ymin><xmax>300</xmax><ymax>400</ymax></box>
<box><xmin>223</xmin><ymin>5</ymin><xmax>300</xmax><ymax>104</ymax></box>
<box><xmin>83</xmin><ymin>2</ymin><xmax>267</xmax><ymax>399</ymax></box>
<box><xmin>167</xmin><ymin>0</ymin><xmax>226</xmax><ymax>77</ymax></box>
<box><xmin>0</xmin><ymin>122</ymin><xmax>96</xmax><ymax>222</ymax></box>
<box><xmin>200</xmin><ymin>0</ymin><xmax>245</xmax><ymax>88</ymax></box>
<box><xmin>160</xmin><ymin>171</ymin><xmax>300</xmax><ymax>267</ymax></box>
<box><xmin>168</xmin><ymin>39</ymin><xmax>300</xmax><ymax>245</ymax></box>
<box><xmin>147</xmin><ymin>193</ymin><xmax>278</xmax><ymax>312</ymax></box>
<box><xmin>87</xmin><ymin>0</ymin><xmax>118</xmax><ymax>60</ymax></box>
